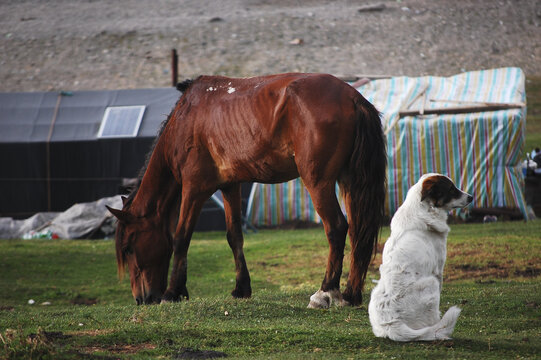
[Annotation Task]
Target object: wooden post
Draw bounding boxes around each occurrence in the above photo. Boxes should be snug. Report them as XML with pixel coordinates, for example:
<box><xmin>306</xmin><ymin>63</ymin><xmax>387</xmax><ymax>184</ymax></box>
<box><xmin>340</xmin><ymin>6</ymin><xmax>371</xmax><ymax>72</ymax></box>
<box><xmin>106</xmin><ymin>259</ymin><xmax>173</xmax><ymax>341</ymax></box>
<box><xmin>171</xmin><ymin>49</ymin><xmax>178</xmax><ymax>87</ymax></box>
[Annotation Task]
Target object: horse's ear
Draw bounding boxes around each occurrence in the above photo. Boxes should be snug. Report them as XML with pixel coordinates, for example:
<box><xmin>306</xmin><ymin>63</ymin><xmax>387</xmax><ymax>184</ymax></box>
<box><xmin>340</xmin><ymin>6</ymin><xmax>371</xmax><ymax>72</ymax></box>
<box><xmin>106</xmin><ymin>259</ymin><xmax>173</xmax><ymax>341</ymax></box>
<box><xmin>106</xmin><ymin>206</ymin><xmax>136</xmax><ymax>224</ymax></box>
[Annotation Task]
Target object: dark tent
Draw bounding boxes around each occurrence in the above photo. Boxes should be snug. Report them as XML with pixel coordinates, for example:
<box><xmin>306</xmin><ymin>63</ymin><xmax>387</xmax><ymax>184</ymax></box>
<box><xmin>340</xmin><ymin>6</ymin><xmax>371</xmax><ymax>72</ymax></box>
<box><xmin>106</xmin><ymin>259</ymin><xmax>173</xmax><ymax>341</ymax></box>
<box><xmin>0</xmin><ymin>88</ymin><xmax>249</xmax><ymax>231</ymax></box>
<box><xmin>0</xmin><ymin>88</ymin><xmax>178</xmax><ymax>218</ymax></box>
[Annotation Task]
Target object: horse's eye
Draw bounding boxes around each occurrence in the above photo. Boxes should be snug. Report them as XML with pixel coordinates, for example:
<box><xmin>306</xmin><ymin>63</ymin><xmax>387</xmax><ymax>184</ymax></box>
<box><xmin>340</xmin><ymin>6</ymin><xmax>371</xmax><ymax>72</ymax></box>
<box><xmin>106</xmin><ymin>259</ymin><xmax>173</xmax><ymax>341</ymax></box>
<box><xmin>123</xmin><ymin>246</ymin><xmax>133</xmax><ymax>255</ymax></box>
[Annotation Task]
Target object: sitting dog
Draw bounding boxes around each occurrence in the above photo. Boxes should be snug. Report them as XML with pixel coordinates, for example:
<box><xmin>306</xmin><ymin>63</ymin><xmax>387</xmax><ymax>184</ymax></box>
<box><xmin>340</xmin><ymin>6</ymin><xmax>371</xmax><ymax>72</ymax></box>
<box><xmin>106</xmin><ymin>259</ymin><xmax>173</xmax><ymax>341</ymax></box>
<box><xmin>368</xmin><ymin>173</ymin><xmax>472</xmax><ymax>341</ymax></box>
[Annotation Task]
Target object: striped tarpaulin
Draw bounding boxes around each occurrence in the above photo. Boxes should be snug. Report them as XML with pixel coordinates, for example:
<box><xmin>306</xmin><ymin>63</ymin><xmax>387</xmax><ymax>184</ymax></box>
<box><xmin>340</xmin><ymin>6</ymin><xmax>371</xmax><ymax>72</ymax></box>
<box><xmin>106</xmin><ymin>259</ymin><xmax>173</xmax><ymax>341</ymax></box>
<box><xmin>246</xmin><ymin>68</ymin><xmax>527</xmax><ymax>226</ymax></box>
<box><xmin>246</xmin><ymin>178</ymin><xmax>322</xmax><ymax>226</ymax></box>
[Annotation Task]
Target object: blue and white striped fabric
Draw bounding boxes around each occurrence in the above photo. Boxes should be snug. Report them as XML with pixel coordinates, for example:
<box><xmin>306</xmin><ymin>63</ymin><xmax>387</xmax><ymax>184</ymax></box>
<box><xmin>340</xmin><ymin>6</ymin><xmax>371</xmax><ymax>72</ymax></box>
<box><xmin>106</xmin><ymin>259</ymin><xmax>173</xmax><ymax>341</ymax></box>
<box><xmin>360</xmin><ymin>67</ymin><xmax>526</xmax><ymax>218</ymax></box>
<box><xmin>246</xmin><ymin>68</ymin><xmax>528</xmax><ymax>226</ymax></box>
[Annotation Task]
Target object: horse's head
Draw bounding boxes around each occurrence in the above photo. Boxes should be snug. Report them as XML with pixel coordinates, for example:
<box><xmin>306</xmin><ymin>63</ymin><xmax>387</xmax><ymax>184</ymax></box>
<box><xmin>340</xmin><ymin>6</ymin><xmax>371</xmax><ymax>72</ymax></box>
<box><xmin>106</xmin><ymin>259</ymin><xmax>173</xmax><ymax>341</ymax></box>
<box><xmin>107</xmin><ymin>205</ymin><xmax>172</xmax><ymax>305</ymax></box>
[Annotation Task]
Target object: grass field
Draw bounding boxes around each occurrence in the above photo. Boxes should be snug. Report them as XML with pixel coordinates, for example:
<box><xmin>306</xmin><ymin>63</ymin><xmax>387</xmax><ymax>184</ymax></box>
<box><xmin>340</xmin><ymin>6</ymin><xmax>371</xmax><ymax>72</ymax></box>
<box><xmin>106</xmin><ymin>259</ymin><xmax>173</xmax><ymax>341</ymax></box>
<box><xmin>1</xmin><ymin>221</ymin><xmax>540</xmax><ymax>359</ymax></box>
<box><xmin>1</xmin><ymin>77</ymin><xmax>540</xmax><ymax>359</ymax></box>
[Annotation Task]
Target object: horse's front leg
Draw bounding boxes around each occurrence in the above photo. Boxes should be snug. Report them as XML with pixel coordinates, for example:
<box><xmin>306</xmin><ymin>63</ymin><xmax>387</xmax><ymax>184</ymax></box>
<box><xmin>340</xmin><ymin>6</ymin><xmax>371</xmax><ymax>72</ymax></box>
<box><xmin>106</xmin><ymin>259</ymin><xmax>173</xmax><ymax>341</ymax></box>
<box><xmin>222</xmin><ymin>184</ymin><xmax>251</xmax><ymax>298</ymax></box>
<box><xmin>161</xmin><ymin>232</ymin><xmax>190</xmax><ymax>302</ymax></box>
<box><xmin>161</xmin><ymin>189</ymin><xmax>207</xmax><ymax>303</ymax></box>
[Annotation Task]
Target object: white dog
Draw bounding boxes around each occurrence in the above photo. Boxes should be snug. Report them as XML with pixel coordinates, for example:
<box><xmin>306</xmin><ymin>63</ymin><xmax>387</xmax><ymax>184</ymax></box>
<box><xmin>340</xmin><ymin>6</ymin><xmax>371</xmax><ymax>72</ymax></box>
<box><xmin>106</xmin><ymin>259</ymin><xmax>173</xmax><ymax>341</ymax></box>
<box><xmin>368</xmin><ymin>173</ymin><xmax>472</xmax><ymax>341</ymax></box>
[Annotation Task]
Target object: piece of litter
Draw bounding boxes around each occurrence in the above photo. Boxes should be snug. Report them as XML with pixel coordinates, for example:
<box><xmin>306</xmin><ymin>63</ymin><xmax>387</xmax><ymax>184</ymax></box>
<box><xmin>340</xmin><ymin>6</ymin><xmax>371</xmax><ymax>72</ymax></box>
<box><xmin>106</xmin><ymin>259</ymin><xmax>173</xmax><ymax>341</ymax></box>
<box><xmin>78</xmin><ymin>323</ymin><xmax>84</xmax><ymax>326</ymax></box>
<box><xmin>28</xmin><ymin>299</ymin><xmax>35</xmax><ymax>305</ymax></box>
<box><xmin>224</xmin><ymin>311</ymin><xmax>229</xmax><ymax>316</ymax></box>
<box><xmin>358</xmin><ymin>3</ymin><xmax>386</xmax><ymax>12</ymax></box>
<box><xmin>41</xmin><ymin>301</ymin><xmax>51</xmax><ymax>306</ymax></box>
<box><xmin>289</xmin><ymin>38</ymin><xmax>303</xmax><ymax>45</ymax></box>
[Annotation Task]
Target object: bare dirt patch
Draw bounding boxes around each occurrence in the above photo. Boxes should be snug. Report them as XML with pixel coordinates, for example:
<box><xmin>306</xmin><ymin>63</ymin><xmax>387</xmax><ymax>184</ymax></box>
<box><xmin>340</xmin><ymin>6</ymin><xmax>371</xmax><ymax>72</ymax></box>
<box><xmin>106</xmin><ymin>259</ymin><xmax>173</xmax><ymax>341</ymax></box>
<box><xmin>81</xmin><ymin>343</ymin><xmax>157</xmax><ymax>355</ymax></box>
<box><xmin>368</xmin><ymin>241</ymin><xmax>540</xmax><ymax>282</ymax></box>
<box><xmin>27</xmin><ymin>330</ymin><xmax>72</xmax><ymax>344</ymax></box>
<box><xmin>445</xmin><ymin>246</ymin><xmax>540</xmax><ymax>281</ymax></box>
<box><xmin>70</xmin><ymin>329</ymin><xmax>115</xmax><ymax>337</ymax></box>
<box><xmin>70</xmin><ymin>294</ymin><xmax>99</xmax><ymax>306</ymax></box>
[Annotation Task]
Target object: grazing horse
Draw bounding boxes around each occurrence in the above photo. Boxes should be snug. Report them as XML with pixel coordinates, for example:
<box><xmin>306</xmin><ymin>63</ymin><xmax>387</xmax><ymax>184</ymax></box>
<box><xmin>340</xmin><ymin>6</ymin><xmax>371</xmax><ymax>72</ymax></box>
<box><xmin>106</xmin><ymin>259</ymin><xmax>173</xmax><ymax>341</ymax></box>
<box><xmin>107</xmin><ymin>73</ymin><xmax>386</xmax><ymax>308</ymax></box>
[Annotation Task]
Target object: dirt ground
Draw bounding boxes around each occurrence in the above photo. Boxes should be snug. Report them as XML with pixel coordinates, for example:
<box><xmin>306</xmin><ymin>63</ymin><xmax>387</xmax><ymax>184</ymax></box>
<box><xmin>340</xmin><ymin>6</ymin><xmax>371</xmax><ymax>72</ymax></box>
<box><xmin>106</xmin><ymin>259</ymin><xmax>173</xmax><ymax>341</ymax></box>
<box><xmin>1</xmin><ymin>0</ymin><xmax>540</xmax><ymax>92</ymax></box>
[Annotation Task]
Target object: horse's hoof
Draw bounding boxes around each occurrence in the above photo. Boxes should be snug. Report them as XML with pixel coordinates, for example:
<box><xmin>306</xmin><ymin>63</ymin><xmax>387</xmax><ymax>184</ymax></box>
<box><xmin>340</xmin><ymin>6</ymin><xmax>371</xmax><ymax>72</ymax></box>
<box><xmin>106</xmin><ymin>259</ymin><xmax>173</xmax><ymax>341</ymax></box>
<box><xmin>307</xmin><ymin>299</ymin><xmax>329</xmax><ymax>309</ymax></box>
<box><xmin>307</xmin><ymin>289</ymin><xmax>344</xmax><ymax>309</ymax></box>
<box><xmin>307</xmin><ymin>290</ymin><xmax>330</xmax><ymax>309</ymax></box>
<box><xmin>231</xmin><ymin>287</ymin><xmax>252</xmax><ymax>299</ymax></box>
<box><xmin>342</xmin><ymin>290</ymin><xmax>362</xmax><ymax>307</ymax></box>
<box><xmin>160</xmin><ymin>292</ymin><xmax>179</xmax><ymax>303</ymax></box>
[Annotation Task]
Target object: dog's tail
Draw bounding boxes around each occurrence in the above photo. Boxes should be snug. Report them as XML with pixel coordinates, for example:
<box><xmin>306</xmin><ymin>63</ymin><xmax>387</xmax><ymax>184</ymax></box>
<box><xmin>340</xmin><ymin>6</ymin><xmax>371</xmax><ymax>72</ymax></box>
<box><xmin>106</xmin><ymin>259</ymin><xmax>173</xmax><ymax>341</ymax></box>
<box><xmin>384</xmin><ymin>306</ymin><xmax>461</xmax><ymax>342</ymax></box>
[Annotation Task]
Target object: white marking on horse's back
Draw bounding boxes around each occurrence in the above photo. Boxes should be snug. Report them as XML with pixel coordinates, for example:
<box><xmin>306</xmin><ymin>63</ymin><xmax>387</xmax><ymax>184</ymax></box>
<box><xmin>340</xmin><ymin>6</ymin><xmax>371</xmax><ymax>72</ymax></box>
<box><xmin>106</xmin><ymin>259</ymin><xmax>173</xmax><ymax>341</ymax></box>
<box><xmin>227</xmin><ymin>87</ymin><xmax>236</xmax><ymax>94</ymax></box>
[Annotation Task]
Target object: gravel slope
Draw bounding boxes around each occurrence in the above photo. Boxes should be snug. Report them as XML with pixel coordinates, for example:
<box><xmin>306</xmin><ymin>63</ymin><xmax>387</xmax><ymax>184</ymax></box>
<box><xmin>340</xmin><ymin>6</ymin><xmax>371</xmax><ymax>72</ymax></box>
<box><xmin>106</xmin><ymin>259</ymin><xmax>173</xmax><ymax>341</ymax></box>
<box><xmin>1</xmin><ymin>0</ymin><xmax>540</xmax><ymax>92</ymax></box>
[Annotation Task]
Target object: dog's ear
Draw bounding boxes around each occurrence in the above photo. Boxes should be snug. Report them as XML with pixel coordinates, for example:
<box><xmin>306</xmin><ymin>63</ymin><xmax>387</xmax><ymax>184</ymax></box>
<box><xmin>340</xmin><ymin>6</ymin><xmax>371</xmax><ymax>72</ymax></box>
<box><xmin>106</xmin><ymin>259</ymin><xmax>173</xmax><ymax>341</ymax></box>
<box><xmin>421</xmin><ymin>176</ymin><xmax>445</xmax><ymax>206</ymax></box>
<box><xmin>421</xmin><ymin>177</ymin><xmax>435</xmax><ymax>202</ymax></box>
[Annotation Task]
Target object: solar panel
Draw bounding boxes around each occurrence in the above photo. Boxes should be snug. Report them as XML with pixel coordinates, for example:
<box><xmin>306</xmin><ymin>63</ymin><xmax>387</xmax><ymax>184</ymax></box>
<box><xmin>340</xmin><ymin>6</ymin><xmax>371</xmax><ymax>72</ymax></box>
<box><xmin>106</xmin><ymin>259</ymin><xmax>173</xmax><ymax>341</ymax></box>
<box><xmin>97</xmin><ymin>105</ymin><xmax>145</xmax><ymax>138</ymax></box>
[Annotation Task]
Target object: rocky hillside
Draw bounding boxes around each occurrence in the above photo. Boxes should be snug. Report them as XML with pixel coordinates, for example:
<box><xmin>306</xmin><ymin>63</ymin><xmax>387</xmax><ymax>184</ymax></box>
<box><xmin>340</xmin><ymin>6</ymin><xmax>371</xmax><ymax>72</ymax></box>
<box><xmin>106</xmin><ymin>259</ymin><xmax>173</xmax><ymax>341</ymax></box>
<box><xmin>1</xmin><ymin>0</ymin><xmax>540</xmax><ymax>92</ymax></box>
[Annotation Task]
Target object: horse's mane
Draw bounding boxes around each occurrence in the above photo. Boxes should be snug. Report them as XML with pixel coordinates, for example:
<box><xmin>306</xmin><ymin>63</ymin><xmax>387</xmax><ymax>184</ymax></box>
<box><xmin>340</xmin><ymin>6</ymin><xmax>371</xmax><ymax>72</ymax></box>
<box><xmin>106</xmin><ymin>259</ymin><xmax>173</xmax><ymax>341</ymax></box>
<box><xmin>176</xmin><ymin>78</ymin><xmax>195</xmax><ymax>92</ymax></box>
<box><xmin>123</xmin><ymin>78</ymin><xmax>198</xmax><ymax>210</ymax></box>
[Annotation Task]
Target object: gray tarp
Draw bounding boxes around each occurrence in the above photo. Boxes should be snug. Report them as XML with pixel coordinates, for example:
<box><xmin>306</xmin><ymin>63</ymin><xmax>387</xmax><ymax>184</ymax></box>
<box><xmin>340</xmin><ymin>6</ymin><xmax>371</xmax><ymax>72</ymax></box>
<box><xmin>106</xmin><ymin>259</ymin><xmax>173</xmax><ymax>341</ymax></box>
<box><xmin>0</xmin><ymin>196</ymin><xmax>121</xmax><ymax>239</ymax></box>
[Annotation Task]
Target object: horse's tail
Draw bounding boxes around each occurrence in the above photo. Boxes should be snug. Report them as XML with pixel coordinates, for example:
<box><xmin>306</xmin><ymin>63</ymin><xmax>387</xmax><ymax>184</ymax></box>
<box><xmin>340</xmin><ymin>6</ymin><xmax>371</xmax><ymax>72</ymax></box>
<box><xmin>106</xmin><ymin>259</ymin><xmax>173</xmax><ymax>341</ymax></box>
<box><xmin>339</xmin><ymin>95</ymin><xmax>387</xmax><ymax>305</ymax></box>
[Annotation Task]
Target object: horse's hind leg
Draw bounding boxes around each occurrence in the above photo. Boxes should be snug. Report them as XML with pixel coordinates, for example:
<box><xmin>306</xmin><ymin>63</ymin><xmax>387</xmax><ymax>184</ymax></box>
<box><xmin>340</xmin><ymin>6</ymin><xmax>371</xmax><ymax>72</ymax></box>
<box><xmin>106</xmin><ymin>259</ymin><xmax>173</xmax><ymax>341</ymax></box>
<box><xmin>222</xmin><ymin>184</ymin><xmax>252</xmax><ymax>298</ymax></box>
<box><xmin>304</xmin><ymin>182</ymin><xmax>349</xmax><ymax>309</ymax></box>
<box><xmin>162</xmin><ymin>187</ymin><xmax>209</xmax><ymax>303</ymax></box>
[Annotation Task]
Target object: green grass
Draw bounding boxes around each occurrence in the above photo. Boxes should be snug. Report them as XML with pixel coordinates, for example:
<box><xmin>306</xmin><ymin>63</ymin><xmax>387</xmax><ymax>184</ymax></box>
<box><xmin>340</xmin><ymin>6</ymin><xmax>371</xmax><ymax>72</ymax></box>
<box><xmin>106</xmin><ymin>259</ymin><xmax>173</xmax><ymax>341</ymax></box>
<box><xmin>1</xmin><ymin>222</ymin><xmax>540</xmax><ymax>359</ymax></box>
<box><xmin>525</xmin><ymin>76</ymin><xmax>541</xmax><ymax>152</ymax></box>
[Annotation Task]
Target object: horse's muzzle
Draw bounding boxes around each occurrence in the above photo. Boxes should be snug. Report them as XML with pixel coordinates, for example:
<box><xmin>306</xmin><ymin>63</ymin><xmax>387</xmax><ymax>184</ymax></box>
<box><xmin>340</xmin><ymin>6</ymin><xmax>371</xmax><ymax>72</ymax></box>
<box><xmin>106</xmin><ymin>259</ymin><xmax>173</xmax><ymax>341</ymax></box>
<box><xmin>135</xmin><ymin>293</ymin><xmax>161</xmax><ymax>305</ymax></box>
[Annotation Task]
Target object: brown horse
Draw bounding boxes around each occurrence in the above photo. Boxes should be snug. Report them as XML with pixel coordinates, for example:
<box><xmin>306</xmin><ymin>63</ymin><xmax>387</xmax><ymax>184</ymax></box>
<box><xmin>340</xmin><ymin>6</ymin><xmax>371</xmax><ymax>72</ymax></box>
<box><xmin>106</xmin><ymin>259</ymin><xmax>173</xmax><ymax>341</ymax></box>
<box><xmin>107</xmin><ymin>73</ymin><xmax>386</xmax><ymax>308</ymax></box>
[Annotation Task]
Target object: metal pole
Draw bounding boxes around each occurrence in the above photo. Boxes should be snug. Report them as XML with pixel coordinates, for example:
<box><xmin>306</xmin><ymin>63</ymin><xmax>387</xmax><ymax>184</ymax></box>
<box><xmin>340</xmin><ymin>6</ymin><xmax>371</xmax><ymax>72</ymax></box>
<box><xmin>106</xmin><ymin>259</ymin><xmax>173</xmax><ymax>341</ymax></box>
<box><xmin>46</xmin><ymin>93</ymin><xmax>62</xmax><ymax>211</ymax></box>
<box><xmin>171</xmin><ymin>49</ymin><xmax>178</xmax><ymax>87</ymax></box>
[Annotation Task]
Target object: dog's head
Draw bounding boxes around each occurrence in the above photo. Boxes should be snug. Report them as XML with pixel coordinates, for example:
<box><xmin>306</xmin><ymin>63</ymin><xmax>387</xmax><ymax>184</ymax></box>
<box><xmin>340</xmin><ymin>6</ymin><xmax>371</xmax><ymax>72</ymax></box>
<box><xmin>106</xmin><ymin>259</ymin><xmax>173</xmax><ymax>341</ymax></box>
<box><xmin>419</xmin><ymin>174</ymin><xmax>473</xmax><ymax>210</ymax></box>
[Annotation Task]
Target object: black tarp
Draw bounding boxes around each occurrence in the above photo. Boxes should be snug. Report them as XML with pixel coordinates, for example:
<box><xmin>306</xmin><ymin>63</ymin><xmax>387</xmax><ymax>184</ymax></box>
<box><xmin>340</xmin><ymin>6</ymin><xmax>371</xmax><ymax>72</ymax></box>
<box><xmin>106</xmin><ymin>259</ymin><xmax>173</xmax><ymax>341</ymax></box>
<box><xmin>0</xmin><ymin>88</ymin><xmax>178</xmax><ymax>219</ymax></box>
